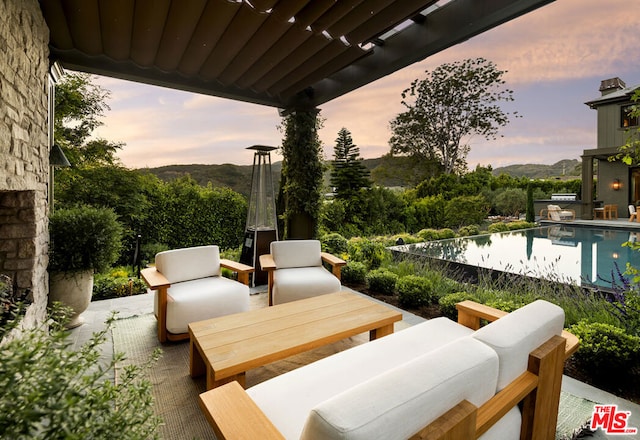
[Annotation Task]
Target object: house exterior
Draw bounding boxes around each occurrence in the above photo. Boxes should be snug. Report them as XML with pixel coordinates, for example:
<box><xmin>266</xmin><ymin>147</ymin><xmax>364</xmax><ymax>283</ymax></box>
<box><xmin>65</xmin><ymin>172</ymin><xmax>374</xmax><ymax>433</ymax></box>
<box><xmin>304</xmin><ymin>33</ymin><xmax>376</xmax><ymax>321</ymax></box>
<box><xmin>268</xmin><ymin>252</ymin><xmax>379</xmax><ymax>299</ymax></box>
<box><xmin>581</xmin><ymin>78</ymin><xmax>640</xmax><ymax>219</ymax></box>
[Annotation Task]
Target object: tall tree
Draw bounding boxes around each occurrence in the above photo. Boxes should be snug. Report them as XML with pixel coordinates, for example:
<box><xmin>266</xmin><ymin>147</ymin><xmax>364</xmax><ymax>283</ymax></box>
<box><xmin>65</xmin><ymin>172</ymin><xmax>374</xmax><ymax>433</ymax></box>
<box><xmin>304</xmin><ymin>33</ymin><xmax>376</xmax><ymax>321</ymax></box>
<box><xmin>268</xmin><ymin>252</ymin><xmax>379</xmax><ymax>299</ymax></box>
<box><xmin>330</xmin><ymin>128</ymin><xmax>371</xmax><ymax>200</ymax></box>
<box><xmin>389</xmin><ymin>58</ymin><xmax>518</xmax><ymax>175</ymax></box>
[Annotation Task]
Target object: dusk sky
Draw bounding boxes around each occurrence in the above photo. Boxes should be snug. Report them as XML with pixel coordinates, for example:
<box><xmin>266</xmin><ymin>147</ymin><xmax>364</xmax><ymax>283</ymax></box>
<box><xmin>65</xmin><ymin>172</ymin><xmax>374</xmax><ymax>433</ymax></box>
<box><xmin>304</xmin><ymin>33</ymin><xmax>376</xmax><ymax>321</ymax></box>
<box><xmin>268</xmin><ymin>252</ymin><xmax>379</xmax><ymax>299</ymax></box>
<box><xmin>92</xmin><ymin>0</ymin><xmax>640</xmax><ymax>170</ymax></box>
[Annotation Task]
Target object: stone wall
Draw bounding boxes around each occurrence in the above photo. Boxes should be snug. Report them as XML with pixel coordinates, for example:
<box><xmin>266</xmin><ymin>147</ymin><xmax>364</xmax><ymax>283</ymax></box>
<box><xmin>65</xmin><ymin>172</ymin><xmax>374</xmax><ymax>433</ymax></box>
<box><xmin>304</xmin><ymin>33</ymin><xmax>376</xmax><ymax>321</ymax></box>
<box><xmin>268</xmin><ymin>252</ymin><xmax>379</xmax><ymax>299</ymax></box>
<box><xmin>0</xmin><ymin>0</ymin><xmax>51</xmax><ymax>327</ymax></box>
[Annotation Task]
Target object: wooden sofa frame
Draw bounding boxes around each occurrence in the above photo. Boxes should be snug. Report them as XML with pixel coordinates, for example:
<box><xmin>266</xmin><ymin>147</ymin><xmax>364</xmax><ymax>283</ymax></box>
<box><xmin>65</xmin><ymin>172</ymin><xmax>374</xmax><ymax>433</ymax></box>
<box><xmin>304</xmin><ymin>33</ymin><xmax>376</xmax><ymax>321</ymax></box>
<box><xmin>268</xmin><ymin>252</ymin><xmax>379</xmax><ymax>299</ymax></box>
<box><xmin>259</xmin><ymin>252</ymin><xmax>346</xmax><ymax>306</ymax></box>
<box><xmin>199</xmin><ymin>300</ymin><xmax>579</xmax><ymax>440</ymax></box>
<box><xmin>141</xmin><ymin>259</ymin><xmax>254</xmax><ymax>343</ymax></box>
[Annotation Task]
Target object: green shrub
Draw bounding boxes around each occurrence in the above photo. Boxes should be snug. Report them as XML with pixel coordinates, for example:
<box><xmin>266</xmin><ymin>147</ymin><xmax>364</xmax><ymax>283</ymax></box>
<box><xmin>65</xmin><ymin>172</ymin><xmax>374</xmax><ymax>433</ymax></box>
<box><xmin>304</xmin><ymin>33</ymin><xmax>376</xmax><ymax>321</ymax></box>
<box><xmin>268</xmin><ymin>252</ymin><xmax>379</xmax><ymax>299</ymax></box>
<box><xmin>0</xmin><ymin>311</ymin><xmax>161</xmax><ymax>438</ymax></box>
<box><xmin>493</xmin><ymin>188</ymin><xmax>526</xmax><ymax>217</ymax></box>
<box><xmin>569</xmin><ymin>320</ymin><xmax>640</xmax><ymax>375</ymax></box>
<box><xmin>347</xmin><ymin>237</ymin><xmax>390</xmax><ymax>269</ymax></box>
<box><xmin>397</xmin><ymin>275</ymin><xmax>434</xmax><ymax>308</ymax></box>
<box><xmin>506</xmin><ymin>220</ymin><xmax>535</xmax><ymax>231</ymax></box>
<box><xmin>437</xmin><ymin>228</ymin><xmax>456</xmax><ymax>239</ymax></box>
<box><xmin>484</xmin><ymin>298</ymin><xmax>527</xmax><ymax>313</ymax></box>
<box><xmin>365</xmin><ymin>269</ymin><xmax>398</xmax><ymax>295</ymax></box>
<box><xmin>458</xmin><ymin>225</ymin><xmax>480</xmax><ymax>237</ymax></box>
<box><xmin>342</xmin><ymin>261</ymin><xmax>368</xmax><ymax>285</ymax></box>
<box><xmin>321</xmin><ymin>233</ymin><xmax>348</xmax><ymax>256</ymax></box>
<box><xmin>444</xmin><ymin>195</ymin><xmax>490</xmax><ymax>228</ymax></box>
<box><xmin>487</xmin><ymin>222</ymin><xmax>508</xmax><ymax>233</ymax></box>
<box><xmin>416</xmin><ymin>228</ymin><xmax>440</xmax><ymax>241</ymax></box>
<box><xmin>49</xmin><ymin>206</ymin><xmax>123</xmax><ymax>273</ymax></box>
<box><xmin>439</xmin><ymin>292</ymin><xmax>479</xmax><ymax>320</ymax></box>
<box><xmin>93</xmin><ymin>274</ymin><xmax>148</xmax><ymax>300</ymax></box>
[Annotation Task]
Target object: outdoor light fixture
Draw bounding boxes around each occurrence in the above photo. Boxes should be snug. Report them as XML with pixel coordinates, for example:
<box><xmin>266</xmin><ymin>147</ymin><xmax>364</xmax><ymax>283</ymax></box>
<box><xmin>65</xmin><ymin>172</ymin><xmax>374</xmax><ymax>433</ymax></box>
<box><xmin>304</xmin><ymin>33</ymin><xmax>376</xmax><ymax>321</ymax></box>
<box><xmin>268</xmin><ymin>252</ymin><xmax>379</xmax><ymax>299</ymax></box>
<box><xmin>612</xmin><ymin>178</ymin><xmax>621</xmax><ymax>191</ymax></box>
<box><xmin>49</xmin><ymin>143</ymin><xmax>70</xmax><ymax>167</ymax></box>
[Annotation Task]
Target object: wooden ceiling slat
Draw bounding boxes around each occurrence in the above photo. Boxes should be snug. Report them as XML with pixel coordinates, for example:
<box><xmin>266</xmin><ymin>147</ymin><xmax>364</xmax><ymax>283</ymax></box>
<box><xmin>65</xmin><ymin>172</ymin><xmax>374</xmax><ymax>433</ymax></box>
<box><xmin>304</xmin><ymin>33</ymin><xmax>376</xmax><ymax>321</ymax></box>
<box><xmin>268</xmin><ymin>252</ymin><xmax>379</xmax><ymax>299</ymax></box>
<box><xmin>346</xmin><ymin>0</ymin><xmax>437</xmax><ymax>44</ymax></box>
<box><xmin>62</xmin><ymin>0</ymin><xmax>102</xmax><ymax>55</ymax></box>
<box><xmin>267</xmin><ymin>40</ymin><xmax>349</xmax><ymax>95</ymax></box>
<box><xmin>40</xmin><ymin>0</ymin><xmax>74</xmax><ymax>50</ymax></box>
<box><xmin>294</xmin><ymin>0</ymin><xmax>337</xmax><ymax>29</ymax></box>
<box><xmin>217</xmin><ymin>0</ymin><xmax>304</xmax><ymax>86</ymax></box>
<box><xmin>130</xmin><ymin>0</ymin><xmax>171</xmax><ymax>67</ymax></box>
<box><xmin>154</xmin><ymin>0</ymin><xmax>207</xmax><ymax>71</ymax></box>
<box><xmin>177</xmin><ymin>0</ymin><xmax>240</xmax><ymax>76</ymax></box>
<box><xmin>310</xmin><ymin>0</ymin><xmax>365</xmax><ymax>33</ymax></box>
<box><xmin>251</xmin><ymin>33</ymin><xmax>332</xmax><ymax>93</ymax></box>
<box><xmin>248</xmin><ymin>0</ymin><xmax>280</xmax><ymax>13</ymax></box>
<box><xmin>198</xmin><ymin>4</ymin><xmax>268</xmax><ymax>81</ymax></box>
<box><xmin>217</xmin><ymin>15</ymin><xmax>291</xmax><ymax>86</ymax></box>
<box><xmin>98</xmin><ymin>0</ymin><xmax>134</xmax><ymax>61</ymax></box>
<box><xmin>327</xmin><ymin>0</ymin><xmax>395</xmax><ymax>39</ymax></box>
<box><xmin>234</xmin><ymin>24</ymin><xmax>312</xmax><ymax>89</ymax></box>
<box><xmin>279</xmin><ymin>46</ymin><xmax>370</xmax><ymax>99</ymax></box>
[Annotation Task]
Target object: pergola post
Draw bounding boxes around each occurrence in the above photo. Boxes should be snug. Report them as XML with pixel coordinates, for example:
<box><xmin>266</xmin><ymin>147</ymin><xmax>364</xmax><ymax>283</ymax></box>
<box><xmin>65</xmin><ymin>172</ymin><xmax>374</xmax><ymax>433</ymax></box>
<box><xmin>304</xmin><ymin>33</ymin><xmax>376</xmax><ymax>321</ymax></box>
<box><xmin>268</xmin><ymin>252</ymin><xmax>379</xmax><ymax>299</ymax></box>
<box><xmin>279</xmin><ymin>108</ymin><xmax>323</xmax><ymax>240</ymax></box>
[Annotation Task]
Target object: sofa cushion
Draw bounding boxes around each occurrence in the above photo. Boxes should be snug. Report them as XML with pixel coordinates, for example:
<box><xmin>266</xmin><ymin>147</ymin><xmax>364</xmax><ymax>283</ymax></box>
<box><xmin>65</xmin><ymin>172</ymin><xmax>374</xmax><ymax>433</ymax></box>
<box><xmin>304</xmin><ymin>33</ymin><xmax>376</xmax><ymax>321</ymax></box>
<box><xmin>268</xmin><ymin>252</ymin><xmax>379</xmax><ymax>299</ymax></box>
<box><xmin>272</xmin><ymin>266</ymin><xmax>341</xmax><ymax>305</ymax></box>
<box><xmin>299</xmin><ymin>338</ymin><xmax>499</xmax><ymax>440</ymax></box>
<box><xmin>247</xmin><ymin>317</ymin><xmax>473</xmax><ymax>439</ymax></box>
<box><xmin>155</xmin><ymin>245</ymin><xmax>221</xmax><ymax>283</ymax></box>
<box><xmin>154</xmin><ymin>276</ymin><xmax>249</xmax><ymax>334</ymax></box>
<box><xmin>271</xmin><ymin>240</ymin><xmax>322</xmax><ymax>269</ymax></box>
<box><xmin>472</xmin><ymin>299</ymin><xmax>565</xmax><ymax>391</ymax></box>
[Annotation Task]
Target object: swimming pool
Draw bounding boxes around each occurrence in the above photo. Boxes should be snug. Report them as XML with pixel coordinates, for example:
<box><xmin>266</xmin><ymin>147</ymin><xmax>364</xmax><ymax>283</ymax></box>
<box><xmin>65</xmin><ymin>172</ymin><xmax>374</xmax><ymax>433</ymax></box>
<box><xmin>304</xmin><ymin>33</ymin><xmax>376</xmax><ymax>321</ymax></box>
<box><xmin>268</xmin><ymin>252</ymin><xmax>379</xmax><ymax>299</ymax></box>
<box><xmin>391</xmin><ymin>226</ymin><xmax>640</xmax><ymax>289</ymax></box>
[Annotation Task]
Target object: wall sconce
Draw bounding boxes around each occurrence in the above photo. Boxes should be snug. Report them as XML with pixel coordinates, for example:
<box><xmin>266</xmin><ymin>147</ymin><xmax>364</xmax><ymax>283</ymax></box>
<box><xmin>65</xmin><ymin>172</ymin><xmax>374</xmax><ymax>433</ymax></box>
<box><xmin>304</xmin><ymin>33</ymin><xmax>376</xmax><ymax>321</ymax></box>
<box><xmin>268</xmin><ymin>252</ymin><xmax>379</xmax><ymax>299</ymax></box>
<box><xmin>612</xmin><ymin>178</ymin><xmax>621</xmax><ymax>191</ymax></box>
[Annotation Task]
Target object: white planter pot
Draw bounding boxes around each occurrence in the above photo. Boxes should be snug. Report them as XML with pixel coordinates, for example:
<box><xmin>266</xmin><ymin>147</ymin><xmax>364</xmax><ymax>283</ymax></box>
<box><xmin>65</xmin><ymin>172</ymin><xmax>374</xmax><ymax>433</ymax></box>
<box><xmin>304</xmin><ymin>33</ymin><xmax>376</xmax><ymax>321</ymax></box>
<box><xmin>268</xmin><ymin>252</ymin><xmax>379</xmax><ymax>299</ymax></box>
<box><xmin>49</xmin><ymin>270</ymin><xmax>94</xmax><ymax>328</ymax></box>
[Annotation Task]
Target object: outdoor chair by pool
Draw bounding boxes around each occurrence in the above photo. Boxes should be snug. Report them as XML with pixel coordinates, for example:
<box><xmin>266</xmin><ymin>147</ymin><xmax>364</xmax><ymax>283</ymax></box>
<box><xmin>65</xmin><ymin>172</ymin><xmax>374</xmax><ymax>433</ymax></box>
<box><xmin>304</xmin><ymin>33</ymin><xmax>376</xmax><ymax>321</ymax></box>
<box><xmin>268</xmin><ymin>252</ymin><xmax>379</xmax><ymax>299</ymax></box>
<box><xmin>260</xmin><ymin>240</ymin><xmax>346</xmax><ymax>306</ymax></box>
<box><xmin>141</xmin><ymin>245</ymin><xmax>253</xmax><ymax>342</ymax></box>
<box><xmin>630</xmin><ymin>204</ymin><xmax>637</xmax><ymax>222</ymax></box>
<box><xmin>547</xmin><ymin>204</ymin><xmax>575</xmax><ymax>221</ymax></box>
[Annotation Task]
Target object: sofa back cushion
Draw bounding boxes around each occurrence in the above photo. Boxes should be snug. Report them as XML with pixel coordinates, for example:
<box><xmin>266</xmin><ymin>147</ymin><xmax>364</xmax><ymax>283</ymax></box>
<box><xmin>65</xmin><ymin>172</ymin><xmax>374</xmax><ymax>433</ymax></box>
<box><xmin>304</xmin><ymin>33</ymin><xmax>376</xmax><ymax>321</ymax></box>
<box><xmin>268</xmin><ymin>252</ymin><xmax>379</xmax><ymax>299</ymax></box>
<box><xmin>472</xmin><ymin>300</ymin><xmax>565</xmax><ymax>391</ymax></box>
<box><xmin>299</xmin><ymin>337</ymin><xmax>499</xmax><ymax>440</ymax></box>
<box><xmin>155</xmin><ymin>245</ymin><xmax>221</xmax><ymax>284</ymax></box>
<box><xmin>271</xmin><ymin>240</ymin><xmax>322</xmax><ymax>269</ymax></box>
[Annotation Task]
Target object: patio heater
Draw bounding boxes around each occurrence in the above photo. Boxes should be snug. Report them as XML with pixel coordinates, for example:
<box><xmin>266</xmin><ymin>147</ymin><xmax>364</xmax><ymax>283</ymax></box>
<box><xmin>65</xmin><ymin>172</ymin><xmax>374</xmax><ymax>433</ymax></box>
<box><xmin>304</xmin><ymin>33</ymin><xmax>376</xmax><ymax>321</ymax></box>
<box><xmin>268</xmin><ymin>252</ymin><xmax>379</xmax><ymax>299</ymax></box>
<box><xmin>240</xmin><ymin>145</ymin><xmax>278</xmax><ymax>286</ymax></box>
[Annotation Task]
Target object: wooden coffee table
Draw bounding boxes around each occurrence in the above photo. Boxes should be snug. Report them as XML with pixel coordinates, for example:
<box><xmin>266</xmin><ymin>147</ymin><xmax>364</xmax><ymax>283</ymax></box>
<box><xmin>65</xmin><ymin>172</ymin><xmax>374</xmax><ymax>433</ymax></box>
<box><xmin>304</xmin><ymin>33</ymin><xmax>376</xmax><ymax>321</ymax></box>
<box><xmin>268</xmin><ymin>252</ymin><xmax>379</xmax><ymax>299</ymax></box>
<box><xmin>189</xmin><ymin>291</ymin><xmax>403</xmax><ymax>390</ymax></box>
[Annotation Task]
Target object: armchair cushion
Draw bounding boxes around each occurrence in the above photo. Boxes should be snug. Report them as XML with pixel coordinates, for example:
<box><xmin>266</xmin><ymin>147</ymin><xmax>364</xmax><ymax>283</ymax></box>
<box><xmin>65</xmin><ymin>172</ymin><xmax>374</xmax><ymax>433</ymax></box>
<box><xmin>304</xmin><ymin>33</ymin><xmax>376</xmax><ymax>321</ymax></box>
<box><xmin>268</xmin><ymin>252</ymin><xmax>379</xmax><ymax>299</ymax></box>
<box><xmin>472</xmin><ymin>299</ymin><xmax>565</xmax><ymax>391</ymax></box>
<box><xmin>272</xmin><ymin>266</ymin><xmax>341</xmax><ymax>305</ymax></box>
<box><xmin>271</xmin><ymin>240</ymin><xmax>322</xmax><ymax>269</ymax></box>
<box><xmin>299</xmin><ymin>337</ymin><xmax>499</xmax><ymax>440</ymax></box>
<box><xmin>155</xmin><ymin>245</ymin><xmax>221</xmax><ymax>283</ymax></box>
<box><xmin>154</xmin><ymin>276</ymin><xmax>249</xmax><ymax>334</ymax></box>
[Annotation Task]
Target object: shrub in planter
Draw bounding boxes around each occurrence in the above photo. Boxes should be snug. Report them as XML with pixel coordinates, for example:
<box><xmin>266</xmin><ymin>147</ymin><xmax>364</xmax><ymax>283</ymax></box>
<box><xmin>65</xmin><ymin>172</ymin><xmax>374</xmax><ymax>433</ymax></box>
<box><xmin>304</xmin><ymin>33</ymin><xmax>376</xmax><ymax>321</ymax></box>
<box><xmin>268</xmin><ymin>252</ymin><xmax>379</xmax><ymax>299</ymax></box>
<box><xmin>568</xmin><ymin>320</ymin><xmax>640</xmax><ymax>377</ymax></box>
<box><xmin>365</xmin><ymin>269</ymin><xmax>398</xmax><ymax>295</ymax></box>
<box><xmin>341</xmin><ymin>261</ymin><xmax>367</xmax><ymax>285</ymax></box>
<box><xmin>397</xmin><ymin>275</ymin><xmax>433</xmax><ymax>308</ymax></box>
<box><xmin>0</xmin><ymin>310</ymin><xmax>161</xmax><ymax>438</ymax></box>
<box><xmin>416</xmin><ymin>228</ymin><xmax>440</xmax><ymax>241</ymax></box>
<box><xmin>436</xmin><ymin>228</ymin><xmax>456</xmax><ymax>239</ymax></box>
<box><xmin>457</xmin><ymin>225</ymin><xmax>480</xmax><ymax>237</ymax></box>
<box><xmin>439</xmin><ymin>292</ymin><xmax>479</xmax><ymax>320</ymax></box>
<box><xmin>49</xmin><ymin>206</ymin><xmax>123</xmax><ymax>328</ymax></box>
<box><xmin>506</xmin><ymin>220</ymin><xmax>535</xmax><ymax>231</ymax></box>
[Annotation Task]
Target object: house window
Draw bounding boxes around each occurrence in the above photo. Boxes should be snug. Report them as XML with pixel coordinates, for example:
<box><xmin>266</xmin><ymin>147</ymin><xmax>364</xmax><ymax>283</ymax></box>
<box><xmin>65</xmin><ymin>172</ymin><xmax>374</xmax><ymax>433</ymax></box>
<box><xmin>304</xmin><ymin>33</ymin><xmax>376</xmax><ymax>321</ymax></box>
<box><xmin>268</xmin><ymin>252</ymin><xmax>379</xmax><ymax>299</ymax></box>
<box><xmin>621</xmin><ymin>105</ymin><xmax>639</xmax><ymax>128</ymax></box>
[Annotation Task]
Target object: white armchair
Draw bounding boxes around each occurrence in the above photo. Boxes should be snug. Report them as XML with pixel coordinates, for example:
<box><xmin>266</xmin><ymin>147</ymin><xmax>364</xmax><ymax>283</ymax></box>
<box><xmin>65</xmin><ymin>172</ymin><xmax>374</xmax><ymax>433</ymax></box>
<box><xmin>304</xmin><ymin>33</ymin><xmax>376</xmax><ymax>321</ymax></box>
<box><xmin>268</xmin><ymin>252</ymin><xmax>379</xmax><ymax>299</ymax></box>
<box><xmin>141</xmin><ymin>245</ymin><xmax>253</xmax><ymax>342</ymax></box>
<box><xmin>260</xmin><ymin>240</ymin><xmax>346</xmax><ymax>306</ymax></box>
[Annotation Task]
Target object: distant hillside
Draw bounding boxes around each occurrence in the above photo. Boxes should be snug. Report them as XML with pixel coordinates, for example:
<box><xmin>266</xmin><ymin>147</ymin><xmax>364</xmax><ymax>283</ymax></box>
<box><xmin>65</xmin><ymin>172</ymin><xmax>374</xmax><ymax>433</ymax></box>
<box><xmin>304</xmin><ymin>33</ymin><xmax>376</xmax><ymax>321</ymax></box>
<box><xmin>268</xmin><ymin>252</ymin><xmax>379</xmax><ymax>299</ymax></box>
<box><xmin>492</xmin><ymin>159</ymin><xmax>581</xmax><ymax>179</ymax></box>
<box><xmin>140</xmin><ymin>158</ymin><xmax>582</xmax><ymax>197</ymax></box>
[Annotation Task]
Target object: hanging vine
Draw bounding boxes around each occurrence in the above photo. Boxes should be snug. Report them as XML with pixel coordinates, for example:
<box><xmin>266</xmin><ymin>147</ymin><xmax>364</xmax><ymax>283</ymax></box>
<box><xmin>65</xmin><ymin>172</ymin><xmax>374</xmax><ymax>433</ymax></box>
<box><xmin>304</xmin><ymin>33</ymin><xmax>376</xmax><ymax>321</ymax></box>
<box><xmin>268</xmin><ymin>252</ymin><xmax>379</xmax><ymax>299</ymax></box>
<box><xmin>278</xmin><ymin>110</ymin><xmax>325</xmax><ymax>239</ymax></box>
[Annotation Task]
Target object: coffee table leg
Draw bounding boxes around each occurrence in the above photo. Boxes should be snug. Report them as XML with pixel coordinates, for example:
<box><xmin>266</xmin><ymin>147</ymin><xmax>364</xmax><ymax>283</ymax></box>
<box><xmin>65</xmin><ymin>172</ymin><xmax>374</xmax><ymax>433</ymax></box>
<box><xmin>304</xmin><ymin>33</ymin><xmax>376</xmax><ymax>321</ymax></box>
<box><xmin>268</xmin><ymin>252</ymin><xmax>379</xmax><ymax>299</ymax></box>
<box><xmin>190</xmin><ymin>338</ymin><xmax>206</xmax><ymax>378</ymax></box>
<box><xmin>208</xmin><ymin>372</ymin><xmax>246</xmax><ymax>391</ymax></box>
<box><xmin>370</xmin><ymin>323</ymin><xmax>394</xmax><ymax>340</ymax></box>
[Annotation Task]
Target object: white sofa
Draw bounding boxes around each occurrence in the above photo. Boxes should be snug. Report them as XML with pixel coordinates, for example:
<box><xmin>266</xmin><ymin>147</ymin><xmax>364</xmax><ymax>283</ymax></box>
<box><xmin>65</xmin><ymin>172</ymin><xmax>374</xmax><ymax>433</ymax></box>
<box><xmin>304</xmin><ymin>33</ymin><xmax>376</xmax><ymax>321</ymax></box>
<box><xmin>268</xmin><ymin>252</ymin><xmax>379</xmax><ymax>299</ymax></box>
<box><xmin>141</xmin><ymin>245</ymin><xmax>253</xmax><ymax>342</ymax></box>
<box><xmin>260</xmin><ymin>240</ymin><xmax>346</xmax><ymax>306</ymax></box>
<box><xmin>199</xmin><ymin>300</ymin><xmax>579</xmax><ymax>440</ymax></box>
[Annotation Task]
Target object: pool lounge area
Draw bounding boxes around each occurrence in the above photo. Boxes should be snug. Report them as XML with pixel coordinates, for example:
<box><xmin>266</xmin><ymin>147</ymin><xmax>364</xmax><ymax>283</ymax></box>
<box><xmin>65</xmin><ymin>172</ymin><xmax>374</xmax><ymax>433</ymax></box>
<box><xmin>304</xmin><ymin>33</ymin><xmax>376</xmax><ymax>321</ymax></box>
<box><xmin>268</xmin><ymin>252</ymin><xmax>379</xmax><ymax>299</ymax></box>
<box><xmin>391</xmin><ymin>219</ymin><xmax>640</xmax><ymax>290</ymax></box>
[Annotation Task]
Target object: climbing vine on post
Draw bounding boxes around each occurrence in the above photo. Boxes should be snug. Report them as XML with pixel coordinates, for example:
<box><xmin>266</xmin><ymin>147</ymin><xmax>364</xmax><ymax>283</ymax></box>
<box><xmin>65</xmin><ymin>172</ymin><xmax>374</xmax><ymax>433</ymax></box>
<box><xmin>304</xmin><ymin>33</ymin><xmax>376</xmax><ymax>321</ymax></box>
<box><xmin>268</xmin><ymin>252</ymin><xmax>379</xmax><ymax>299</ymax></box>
<box><xmin>278</xmin><ymin>110</ymin><xmax>325</xmax><ymax>239</ymax></box>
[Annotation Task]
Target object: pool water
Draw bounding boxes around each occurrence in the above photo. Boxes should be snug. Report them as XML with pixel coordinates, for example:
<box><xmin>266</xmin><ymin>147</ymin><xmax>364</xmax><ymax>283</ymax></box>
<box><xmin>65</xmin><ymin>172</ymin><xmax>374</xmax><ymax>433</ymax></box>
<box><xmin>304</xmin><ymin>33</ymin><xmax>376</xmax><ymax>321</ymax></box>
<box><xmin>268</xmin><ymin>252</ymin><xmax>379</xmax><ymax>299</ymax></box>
<box><xmin>393</xmin><ymin>226</ymin><xmax>640</xmax><ymax>289</ymax></box>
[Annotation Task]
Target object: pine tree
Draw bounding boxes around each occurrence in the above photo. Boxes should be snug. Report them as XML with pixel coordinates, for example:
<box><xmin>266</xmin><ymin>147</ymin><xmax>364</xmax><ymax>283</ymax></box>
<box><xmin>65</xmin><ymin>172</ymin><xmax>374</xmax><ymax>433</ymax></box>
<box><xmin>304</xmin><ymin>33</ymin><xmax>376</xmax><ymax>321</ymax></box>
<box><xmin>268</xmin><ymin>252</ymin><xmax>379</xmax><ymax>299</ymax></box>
<box><xmin>330</xmin><ymin>128</ymin><xmax>371</xmax><ymax>200</ymax></box>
